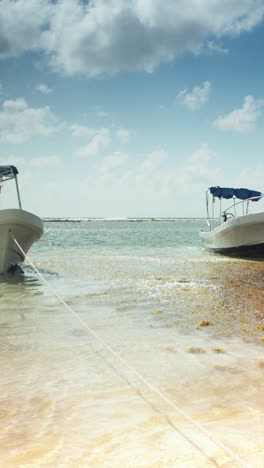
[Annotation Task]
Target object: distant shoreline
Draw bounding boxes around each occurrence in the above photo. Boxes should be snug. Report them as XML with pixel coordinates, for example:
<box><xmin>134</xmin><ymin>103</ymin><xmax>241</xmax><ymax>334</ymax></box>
<box><xmin>43</xmin><ymin>217</ymin><xmax>205</xmax><ymax>223</ymax></box>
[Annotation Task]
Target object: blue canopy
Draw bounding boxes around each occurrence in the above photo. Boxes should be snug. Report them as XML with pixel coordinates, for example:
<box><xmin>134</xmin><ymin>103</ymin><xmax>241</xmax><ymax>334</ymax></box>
<box><xmin>0</xmin><ymin>165</ymin><xmax>18</xmax><ymax>182</ymax></box>
<box><xmin>209</xmin><ymin>186</ymin><xmax>262</xmax><ymax>201</ymax></box>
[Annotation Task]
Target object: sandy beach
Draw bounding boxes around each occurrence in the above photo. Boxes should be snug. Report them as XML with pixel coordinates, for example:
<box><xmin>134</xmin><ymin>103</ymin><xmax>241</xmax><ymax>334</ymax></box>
<box><xmin>0</xmin><ymin>235</ymin><xmax>263</xmax><ymax>468</ymax></box>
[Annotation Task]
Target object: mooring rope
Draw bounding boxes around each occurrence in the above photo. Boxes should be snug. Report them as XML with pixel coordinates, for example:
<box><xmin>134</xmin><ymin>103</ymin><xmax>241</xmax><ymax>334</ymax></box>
<box><xmin>11</xmin><ymin>235</ymin><xmax>252</xmax><ymax>468</ymax></box>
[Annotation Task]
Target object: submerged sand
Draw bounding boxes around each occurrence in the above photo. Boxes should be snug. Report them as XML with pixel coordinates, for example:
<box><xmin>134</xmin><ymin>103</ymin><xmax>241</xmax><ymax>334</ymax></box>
<box><xmin>0</xmin><ymin>254</ymin><xmax>263</xmax><ymax>467</ymax></box>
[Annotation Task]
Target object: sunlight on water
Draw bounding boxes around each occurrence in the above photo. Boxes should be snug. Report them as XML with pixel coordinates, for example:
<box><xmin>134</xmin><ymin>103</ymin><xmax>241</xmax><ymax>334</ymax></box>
<box><xmin>0</xmin><ymin>220</ymin><xmax>263</xmax><ymax>467</ymax></box>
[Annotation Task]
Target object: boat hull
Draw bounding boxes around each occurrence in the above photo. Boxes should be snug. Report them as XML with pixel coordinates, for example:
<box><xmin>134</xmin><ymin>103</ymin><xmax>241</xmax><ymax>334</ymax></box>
<box><xmin>199</xmin><ymin>212</ymin><xmax>264</xmax><ymax>257</ymax></box>
<box><xmin>0</xmin><ymin>209</ymin><xmax>43</xmax><ymax>273</ymax></box>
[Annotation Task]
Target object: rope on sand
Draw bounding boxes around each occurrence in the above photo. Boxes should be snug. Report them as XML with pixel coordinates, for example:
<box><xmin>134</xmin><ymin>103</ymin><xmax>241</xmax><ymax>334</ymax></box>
<box><xmin>12</xmin><ymin>235</ymin><xmax>252</xmax><ymax>468</ymax></box>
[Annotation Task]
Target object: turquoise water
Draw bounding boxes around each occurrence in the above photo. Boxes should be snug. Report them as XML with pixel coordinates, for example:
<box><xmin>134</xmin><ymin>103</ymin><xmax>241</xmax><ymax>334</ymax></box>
<box><xmin>0</xmin><ymin>219</ymin><xmax>263</xmax><ymax>467</ymax></box>
<box><xmin>37</xmin><ymin>219</ymin><xmax>206</xmax><ymax>255</ymax></box>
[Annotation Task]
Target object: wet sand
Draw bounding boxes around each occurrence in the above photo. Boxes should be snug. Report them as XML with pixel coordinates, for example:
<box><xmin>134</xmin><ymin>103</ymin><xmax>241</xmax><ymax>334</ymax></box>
<box><xmin>0</xmin><ymin>254</ymin><xmax>263</xmax><ymax>467</ymax></box>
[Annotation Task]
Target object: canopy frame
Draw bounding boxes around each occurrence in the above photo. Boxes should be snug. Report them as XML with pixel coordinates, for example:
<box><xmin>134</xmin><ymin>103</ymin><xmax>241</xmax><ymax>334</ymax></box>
<box><xmin>0</xmin><ymin>165</ymin><xmax>22</xmax><ymax>209</ymax></box>
<box><xmin>205</xmin><ymin>186</ymin><xmax>264</xmax><ymax>230</ymax></box>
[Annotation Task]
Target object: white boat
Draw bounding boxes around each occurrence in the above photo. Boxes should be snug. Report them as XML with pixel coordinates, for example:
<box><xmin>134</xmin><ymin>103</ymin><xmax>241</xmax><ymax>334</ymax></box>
<box><xmin>199</xmin><ymin>186</ymin><xmax>264</xmax><ymax>257</ymax></box>
<box><xmin>0</xmin><ymin>165</ymin><xmax>43</xmax><ymax>273</ymax></box>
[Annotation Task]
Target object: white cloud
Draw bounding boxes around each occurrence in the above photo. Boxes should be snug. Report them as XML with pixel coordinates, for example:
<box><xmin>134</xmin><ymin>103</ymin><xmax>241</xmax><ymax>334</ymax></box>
<box><xmin>35</xmin><ymin>83</ymin><xmax>53</xmax><ymax>94</ymax></box>
<box><xmin>177</xmin><ymin>81</ymin><xmax>211</xmax><ymax>110</ymax></box>
<box><xmin>0</xmin><ymin>0</ymin><xmax>51</xmax><ymax>58</ymax></box>
<box><xmin>207</xmin><ymin>41</ymin><xmax>228</xmax><ymax>55</ymax></box>
<box><xmin>0</xmin><ymin>1</ymin><xmax>264</xmax><ymax>76</ymax></box>
<box><xmin>70</xmin><ymin>124</ymin><xmax>97</xmax><ymax>137</ymax></box>
<box><xmin>213</xmin><ymin>95</ymin><xmax>264</xmax><ymax>132</ymax></box>
<box><xmin>1</xmin><ymin>143</ymin><xmax>222</xmax><ymax>217</ymax></box>
<box><xmin>116</xmin><ymin>128</ymin><xmax>130</xmax><ymax>144</ymax></box>
<box><xmin>138</xmin><ymin>149</ymin><xmax>167</xmax><ymax>175</ymax></box>
<box><xmin>75</xmin><ymin>128</ymin><xmax>111</xmax><ymax>157</ymax></box>
<box><xmin>0</xmin><ymin>98</ymin><xmax>59</xmax><ymax>143</ymax></box>
<box><xmin>100</xmin><ymin>152</ymin><xmax>127</xmax><ymax>174</ymax></box>
<box><xmin>184</xmin><ymin>143</ymin><xmax>221</xmax><ymax>183</ymax></box>
<box><xmin>1</xmin><ymin>155</ymin><xmax>61</xmax><ymax>168</ymax></box>
<box><xmin>93</xmin><ymin>144</ymin><xmax>221</xmax><ymax>215</ymax></box>
<box><xmin>128</xmin><ymin>149</ymin><xmax>168</xmax><ymax>197</ymax></box>
<box><xmin>29</xmin><ymin>155</ymin><xmax>61</xmax><ymax>167</ymax></box>
<box><xmin>237</xmin><ymin>166</ymin><xmax>264</xmax><ymax>191</ymax></box>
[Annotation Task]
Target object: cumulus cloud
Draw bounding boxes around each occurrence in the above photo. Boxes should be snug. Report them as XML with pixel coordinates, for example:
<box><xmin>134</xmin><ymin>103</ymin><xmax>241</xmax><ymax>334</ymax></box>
<box><xmin>29</xmin><ymin>155</ymin><xmax>61</xmax><ymax>167</ymax></box>
<box><xmin>237</xmin><ymin>166</ymin><xmax>264</xmax><ymax>193</ymax></box>
<box><xmin>207</xmin><ymin>41</ymin><xmax>229</xmax><ymax>55</ymax></box>
<box><xmin>184</xmin><ymin>143</ymin><xmax>221</xmax><ymax>183</ymax></box>
<box><xmin>3</xmin><ymin>142</ymin><xmax>222</xmax><ymax>217</ymax></box>
<box><xmin>70</xmin><ymin>124</ymin><xmax>97</xmax><ymax>137</ymax></box>
<box><xmin>35</xmin><ymin>83</ymin><xmax>53</xmax><ymax>94</ymax></box>
<box><xmin>135</xmin><ymin>148</ymin><xmax>168</xmax><ymax>184</ymax></box>
<box><xmin>0</xmin><ymin>1</ymin><xmax>264</xmax><ymax>76</ymax></box>
<box><xmin>2</xmin><ymin>154</ymin><xmax>61</xmax><ymax>168</ymax></box>
<box><xmin>0</xmin><ymin>0</ymin><xmax>51</xmax><ymax>58</ymax></box>
<box><xmin>177</xmin><ymin>81</ymin><xmax>211</xmax><ymax>110</ymax></box>
<box><xmin>75</xmin><ymin>128</ymin><xmax>111</xmax><ymax>157</ymax></box>
<box><xmin>213</xmin><ymin>95</ymin><xmax>264</xmax><ymax>132</ymax></box>
<box><xmin>100</xmin><ymin>152</ymin><xmax>127</xmax><ymax>175</ymax></box>
<box><xmin>138</xmin><ymin>149</ymin><xmax>167</xmax><ymax>175</ymax></box>
<box><xmin>0</xmin><ymin>98</ymin><xmax>59</xmax><ymax>143</ymax></box>
<box><xmin>94</xmin><ymin>144</ymin><xmax>221</xmax><ymax>214</ymax></box>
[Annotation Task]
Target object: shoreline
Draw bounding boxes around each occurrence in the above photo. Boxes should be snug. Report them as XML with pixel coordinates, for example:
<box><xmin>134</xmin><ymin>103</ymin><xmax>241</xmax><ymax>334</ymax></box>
<box><xmin>0</xmin><ymin>246</ymin><xmax>263</xmax><ymax>467</ymax></box>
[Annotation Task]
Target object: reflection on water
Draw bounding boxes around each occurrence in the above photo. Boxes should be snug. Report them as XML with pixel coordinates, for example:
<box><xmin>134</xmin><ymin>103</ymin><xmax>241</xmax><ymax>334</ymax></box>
<box><xmin>0</xmin><ymin>241</ymin><xmax>263</xmax><ymax>466</ymax></box>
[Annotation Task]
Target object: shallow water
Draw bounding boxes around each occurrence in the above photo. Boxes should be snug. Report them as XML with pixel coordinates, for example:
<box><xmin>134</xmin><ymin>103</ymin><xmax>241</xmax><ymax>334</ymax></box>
<box><xmin>0</xmin><ymin>220</ymin><xmax>263</xmax><ymax>467</ymax></box>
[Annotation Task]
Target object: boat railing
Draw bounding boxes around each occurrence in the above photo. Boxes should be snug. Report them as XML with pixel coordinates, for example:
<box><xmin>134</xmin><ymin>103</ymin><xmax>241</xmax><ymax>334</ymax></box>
<box><xmin>205</xmin><ymin>191</ymin><xmax>264</xmax><ymax>230</ymax></box>
<box><xmin>222</xmin><ymin>194</ymin><xmax>264</xmax><ymax>218</ymax></box>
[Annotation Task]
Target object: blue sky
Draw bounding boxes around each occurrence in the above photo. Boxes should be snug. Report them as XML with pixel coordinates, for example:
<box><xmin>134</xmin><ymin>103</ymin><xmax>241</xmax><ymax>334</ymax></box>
<box><xmin>1</xmin><ymin>0</ymin><xmax>264</xmax><ymax>217</ymax></box>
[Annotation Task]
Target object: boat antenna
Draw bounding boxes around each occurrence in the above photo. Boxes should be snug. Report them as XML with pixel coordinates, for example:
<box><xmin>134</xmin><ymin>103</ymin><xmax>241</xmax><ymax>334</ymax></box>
<box><xmin>205</xmin><ymin>190</ymin><xmax>211</xmax><ymax>229</ymax></box>
<box><xmin>14</xmin><ymin>171</ymin><xmax>22</xmax><ymax>209</ymax></box>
